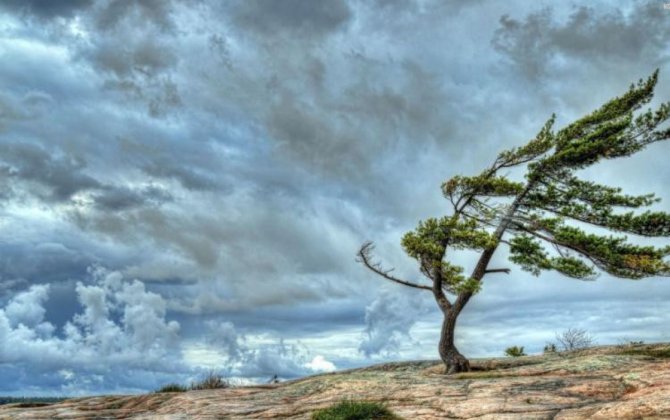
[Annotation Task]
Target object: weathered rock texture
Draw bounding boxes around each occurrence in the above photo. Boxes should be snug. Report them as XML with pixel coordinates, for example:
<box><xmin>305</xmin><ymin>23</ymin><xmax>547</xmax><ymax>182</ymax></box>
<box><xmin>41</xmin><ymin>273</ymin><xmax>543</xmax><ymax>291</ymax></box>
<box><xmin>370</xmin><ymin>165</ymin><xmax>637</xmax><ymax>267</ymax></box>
<box><xmin>2</xmin><ymin>343</ymin><xmax>669</xmax><ymax>419</ymax></box>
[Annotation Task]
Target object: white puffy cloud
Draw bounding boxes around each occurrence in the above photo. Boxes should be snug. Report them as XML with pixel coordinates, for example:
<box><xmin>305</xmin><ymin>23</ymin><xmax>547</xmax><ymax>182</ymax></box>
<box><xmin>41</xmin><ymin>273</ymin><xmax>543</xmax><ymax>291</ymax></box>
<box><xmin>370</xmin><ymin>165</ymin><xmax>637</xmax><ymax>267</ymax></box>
<box><xmin>304</xmin><ymin>355</ymin><xmax>336</xmax><ymax>373</ymax></box>
<box><xmin>0</xmin><ymin>268</ymin><xmax>184</xmax><ymax>394</ymax></box>
<box><xmin>4</xmin><ymin>284</ymin><xmax>50</xmax><ymax>328</ymax></box>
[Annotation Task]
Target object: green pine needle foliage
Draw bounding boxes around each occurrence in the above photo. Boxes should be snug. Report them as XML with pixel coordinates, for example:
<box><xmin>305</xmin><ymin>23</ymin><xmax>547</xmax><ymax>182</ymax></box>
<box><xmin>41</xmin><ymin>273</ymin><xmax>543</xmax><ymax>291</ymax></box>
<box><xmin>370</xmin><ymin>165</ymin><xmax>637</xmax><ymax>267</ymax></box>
<box><xmin>398</xmin><ymin>70</ymin><xmax>670</xmax><ymax>294</ymax></box>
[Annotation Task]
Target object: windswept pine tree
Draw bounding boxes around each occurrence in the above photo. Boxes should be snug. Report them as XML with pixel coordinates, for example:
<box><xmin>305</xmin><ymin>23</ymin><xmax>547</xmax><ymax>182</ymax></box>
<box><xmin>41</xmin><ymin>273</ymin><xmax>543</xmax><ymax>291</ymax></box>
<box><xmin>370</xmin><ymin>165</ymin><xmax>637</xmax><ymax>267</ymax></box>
<box><xmin>358</xmin><ymin>71</ymin><xmax>670</xmax><ymax>374</ymax></box>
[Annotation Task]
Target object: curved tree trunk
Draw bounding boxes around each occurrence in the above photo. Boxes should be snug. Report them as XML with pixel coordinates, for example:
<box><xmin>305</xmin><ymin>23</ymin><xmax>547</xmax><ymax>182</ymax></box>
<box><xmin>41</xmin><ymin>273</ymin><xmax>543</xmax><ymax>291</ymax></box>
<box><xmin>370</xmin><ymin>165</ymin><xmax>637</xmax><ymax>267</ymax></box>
<box><xmin>439</xmin><ymin>311</ymin><xmax>470</xmax><ymax>374</ymax></box>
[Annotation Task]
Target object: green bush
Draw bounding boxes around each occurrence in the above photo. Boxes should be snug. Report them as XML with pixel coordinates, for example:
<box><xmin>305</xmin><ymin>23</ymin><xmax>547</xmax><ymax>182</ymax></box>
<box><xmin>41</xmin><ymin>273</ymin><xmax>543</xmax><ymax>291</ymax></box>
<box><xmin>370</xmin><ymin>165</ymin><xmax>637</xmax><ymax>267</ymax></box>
<box><xmin>155</xmin><ymin>383</ymin><xmax>188</xmax><ymax>393</ymax></box>
<box><xmin>504</xmin><ymin>346</ymin><xmax>526</xmax><ymax>357</ymax></box>
<box><xmin>311</xmin><ymin>400</ymin><xmax>401</xmax><ymax>420</ymax></box>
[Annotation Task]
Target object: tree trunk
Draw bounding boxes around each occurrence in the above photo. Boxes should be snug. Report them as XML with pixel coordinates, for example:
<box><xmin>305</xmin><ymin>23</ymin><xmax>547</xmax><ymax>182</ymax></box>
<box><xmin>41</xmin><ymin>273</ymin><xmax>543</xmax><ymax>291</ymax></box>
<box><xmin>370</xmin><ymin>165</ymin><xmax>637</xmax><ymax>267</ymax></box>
<box><xmin>438</xmin><ymin>310</ymin><xmax>470</xmax><ymax>374</ymax></box>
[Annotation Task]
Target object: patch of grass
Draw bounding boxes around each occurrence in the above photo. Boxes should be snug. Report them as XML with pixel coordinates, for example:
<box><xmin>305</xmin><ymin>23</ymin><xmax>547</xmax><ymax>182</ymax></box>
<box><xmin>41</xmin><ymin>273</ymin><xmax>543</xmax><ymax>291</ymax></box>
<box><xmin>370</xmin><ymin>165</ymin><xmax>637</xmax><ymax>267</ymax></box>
<box><xmin>311</xmin><ymin>400</ymin><xmax>402</xmax><ymax>420</ymax></box>
<box><xmin>155</xmin><ymin>383</ymin><xmax>188</xmax><ymax>393</ymax></box>
<box><xmin>619</xmin><ymin>347</ymin><xmax>670</xmax><ymax>358</ymax></box>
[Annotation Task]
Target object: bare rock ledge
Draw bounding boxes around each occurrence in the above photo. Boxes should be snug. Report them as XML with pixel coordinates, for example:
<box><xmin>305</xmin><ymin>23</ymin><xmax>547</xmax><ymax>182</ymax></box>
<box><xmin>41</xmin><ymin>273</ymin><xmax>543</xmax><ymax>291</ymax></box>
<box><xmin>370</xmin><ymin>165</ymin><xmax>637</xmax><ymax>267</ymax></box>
<box><xmin>2</xmin><ymin>343</ymin><xmax>669</xmax><ymax>419</ymax></box>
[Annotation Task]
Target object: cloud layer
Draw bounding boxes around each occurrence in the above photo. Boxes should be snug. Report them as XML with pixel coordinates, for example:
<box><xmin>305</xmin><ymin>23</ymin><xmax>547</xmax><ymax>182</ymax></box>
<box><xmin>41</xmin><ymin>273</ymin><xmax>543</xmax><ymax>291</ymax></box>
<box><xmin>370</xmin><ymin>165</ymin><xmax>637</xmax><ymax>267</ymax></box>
<box><xmin>1</xmin><ymin>0</ymin><xmax>669</xmax><ymax>395</ymax></box>
<box><xmin>0</xmin><ymin>268</ymin><xmax>337</xmax><ymax>395</ymax></box>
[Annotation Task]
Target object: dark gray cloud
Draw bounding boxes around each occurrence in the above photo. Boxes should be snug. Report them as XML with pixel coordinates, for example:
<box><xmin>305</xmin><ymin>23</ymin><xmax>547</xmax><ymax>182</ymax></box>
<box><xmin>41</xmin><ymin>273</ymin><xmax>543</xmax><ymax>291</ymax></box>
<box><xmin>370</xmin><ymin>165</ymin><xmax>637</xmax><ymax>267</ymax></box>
<box><xmin>231</xmin><ymin>0</ymin><xmax>352</xmax><ymax>37</ymax></box>
<box><xmin>0</xmin><ymin>243</ymin><xmax>92</xmax><ymax>289</ymax></box>
<box><xmin>0</xmin><ymin>0</ymin><xmax>93</xmax><ymax>19</ymax></box>
<box><xmin>1</xmin><ymin>0</ymin><xmax>669</xmax><ymax>395</ymax></box>
<box><xmin>0</xmin><ymin>91</ymin><xmax>53</xmax><ymax>131</ymax></box>
<box><xmin>0</xmin><ymin>142</ymin><xmax>173</xmax><ymax>211</ymax></box>
<box><xmin>369</xmin><ymin>0</ymin><xmax>417</xmax><ymax>10</ymax></box>
<box><xmin>92</xmin><ymin>185</ymin><xmax>172</xmax><ymax>211</ymax></box>
<box><xmin>493</xmin><ymin>3</ymin><xmax>670</xmax><ymax>80</ymax></box>
<box><xmin>89</xmin><ymin>38</ymin><xmax>178</xmax><ymax>78</ymax></box>
<box><xmin>141</xmin><ymin>160</ymin><xmax>225</xmax><ymax>192</ymax></box>
<box><xmin>94</xmin><ymin>0</ymin><xmax>177</xmax><ymax>32</ymax></box>
<box><xmin>0</xmin><ymin>142</ymin><xmax>100</xmax><ymax>202</ymax></box>
<box><xmin>262</xmin><ymin>60</ymin><xmax>451</xmax><ymax>179</ymax></box>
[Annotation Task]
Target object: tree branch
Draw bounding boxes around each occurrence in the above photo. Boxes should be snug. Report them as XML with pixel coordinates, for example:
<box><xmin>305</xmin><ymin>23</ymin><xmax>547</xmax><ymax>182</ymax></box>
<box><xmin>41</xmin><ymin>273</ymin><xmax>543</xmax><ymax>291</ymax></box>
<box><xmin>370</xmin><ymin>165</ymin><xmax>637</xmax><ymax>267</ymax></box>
<box><xmin>459</xmin><ymin>211</ymin><xmax>498</xmax><ymax>228</ymax></box>
<box><xmin>454</xmin><ymin>182</ymin><xmax>536</xmax><ymax>314</ymax></box>
<box><xmin>484</xmin><ymin>268</ymin><xmax>511</xmax><ymax>274</ymax></box>
<box><xmin>357</xmin><ymin>242</ymin><xmax>432</xmax><ymax>291</ymax></box>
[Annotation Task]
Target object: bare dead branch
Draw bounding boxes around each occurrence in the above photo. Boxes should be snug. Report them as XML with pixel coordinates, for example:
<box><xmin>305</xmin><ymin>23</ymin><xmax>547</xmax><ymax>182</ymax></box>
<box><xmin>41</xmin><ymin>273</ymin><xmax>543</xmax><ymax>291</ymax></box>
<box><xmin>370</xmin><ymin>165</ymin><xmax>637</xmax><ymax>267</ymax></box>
<box><xmin>484</xmin><ymin>268</ymin><xmax>511</xmax><ymax>275</ymax></box>
<box><xmin>356</xmin><ymin>242</ymin><xmax>432</xmax><ymax>291</ymax></box>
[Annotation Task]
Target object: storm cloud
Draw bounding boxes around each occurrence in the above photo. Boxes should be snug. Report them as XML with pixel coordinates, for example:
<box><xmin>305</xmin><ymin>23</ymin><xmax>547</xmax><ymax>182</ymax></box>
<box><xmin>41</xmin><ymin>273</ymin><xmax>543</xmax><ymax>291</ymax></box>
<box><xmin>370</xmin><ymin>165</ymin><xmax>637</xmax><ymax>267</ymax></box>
<box><xmin>0</xmin><ymin>0</ymin><xmax>94</xmax><ymax>19</ymax></box>
<box><xmin>1</xmin><ymin>0</ymin><xmax>669</xmax><ymax>395</ymax></box>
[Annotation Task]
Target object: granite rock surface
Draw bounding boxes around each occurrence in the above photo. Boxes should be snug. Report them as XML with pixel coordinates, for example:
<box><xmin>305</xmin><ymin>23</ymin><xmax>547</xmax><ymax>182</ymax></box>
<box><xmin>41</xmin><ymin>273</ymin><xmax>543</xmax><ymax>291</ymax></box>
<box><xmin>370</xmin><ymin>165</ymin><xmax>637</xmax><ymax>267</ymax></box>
<box><xmin>1</xmin><ymin>344</ymin><xmax>669</xmax><ymax>419</ymax></box>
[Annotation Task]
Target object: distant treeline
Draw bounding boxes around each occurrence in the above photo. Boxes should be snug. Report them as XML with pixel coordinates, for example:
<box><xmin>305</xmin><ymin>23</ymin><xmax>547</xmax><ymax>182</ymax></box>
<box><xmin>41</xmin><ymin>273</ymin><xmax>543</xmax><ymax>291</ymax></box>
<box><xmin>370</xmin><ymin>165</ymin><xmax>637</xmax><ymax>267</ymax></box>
<box><xmin>0</xmin><ymin>396</ymin><xmax>67</xmax><ymax>405</ymax></box>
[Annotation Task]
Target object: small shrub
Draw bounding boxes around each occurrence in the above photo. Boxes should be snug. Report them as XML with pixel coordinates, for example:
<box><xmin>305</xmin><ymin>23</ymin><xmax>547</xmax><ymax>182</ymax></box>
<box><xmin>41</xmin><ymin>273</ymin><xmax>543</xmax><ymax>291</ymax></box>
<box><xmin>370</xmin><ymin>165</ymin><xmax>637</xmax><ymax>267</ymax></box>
<box><xmin>155</xmin><ymin>383</ymin><xmax>188</xmax><ymax>393</ymax></box>
<box><xmin>504</xmin><ymin>346</ymin><xmax>526</xmax><ymax>357</ymax></box>
<box><xmin>543</xmin><ymin>343</ymin><xmax>557</xmax><ymax>353</ymax></box>
<box><xmin>555</xmin><ymin>328</ymin><xmax>594</xmax><ymax>351</ymax></box>
<box><xmin>311</xmin><ymin>400</ymin><xmax>401</xmax><ymax>420</ymax></box>
<box><xmin>190</xmin><ymin>372</ymin><xmax>229</xmax><ymax>390</ymax></box>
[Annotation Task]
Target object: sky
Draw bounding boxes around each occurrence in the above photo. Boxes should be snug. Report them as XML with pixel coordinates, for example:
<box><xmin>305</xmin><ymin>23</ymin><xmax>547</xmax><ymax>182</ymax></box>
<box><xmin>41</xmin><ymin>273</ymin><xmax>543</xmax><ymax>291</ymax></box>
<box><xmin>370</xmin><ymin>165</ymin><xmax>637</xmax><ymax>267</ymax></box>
<box><xmin>0</xmin><ymin>0</ymin><xmax>670</xmax><ymax>396</ymax></box>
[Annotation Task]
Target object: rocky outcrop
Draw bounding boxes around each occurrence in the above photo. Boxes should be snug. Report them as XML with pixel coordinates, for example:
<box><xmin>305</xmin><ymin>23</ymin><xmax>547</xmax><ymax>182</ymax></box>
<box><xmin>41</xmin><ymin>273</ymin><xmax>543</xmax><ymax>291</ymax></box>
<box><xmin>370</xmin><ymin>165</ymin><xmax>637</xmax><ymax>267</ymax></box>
<box><xmin>1</xmin><ymin>343</ymin><xmax>669</xmax><ymax>419</ymax></box>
